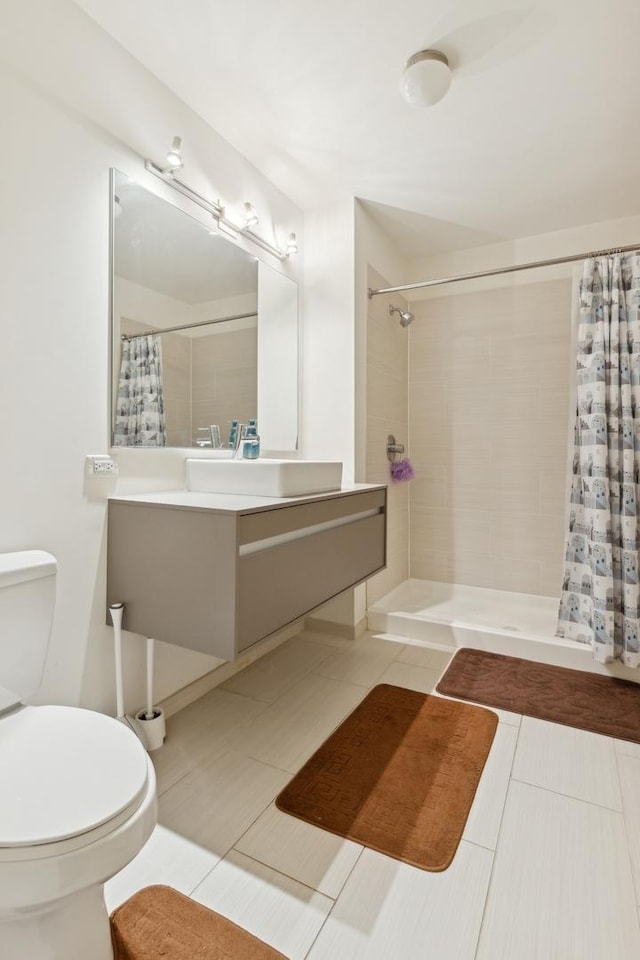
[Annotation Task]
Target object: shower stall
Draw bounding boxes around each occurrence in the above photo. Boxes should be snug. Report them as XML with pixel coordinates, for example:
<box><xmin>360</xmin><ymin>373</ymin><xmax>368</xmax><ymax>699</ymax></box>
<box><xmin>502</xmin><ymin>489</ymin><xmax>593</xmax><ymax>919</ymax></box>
<box><xmin>364</xmin><ymin>246</ymin><xmax>640</xmax><ymax>678</ymax></box>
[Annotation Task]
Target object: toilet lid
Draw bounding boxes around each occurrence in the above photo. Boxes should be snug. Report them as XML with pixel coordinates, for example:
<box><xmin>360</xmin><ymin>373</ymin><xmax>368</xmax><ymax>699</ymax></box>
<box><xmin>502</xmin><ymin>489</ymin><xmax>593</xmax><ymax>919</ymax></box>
<box><xmin>0</xmin><ymin>705</ymin><xmax>149</xmax><ymax>847</ymax></box>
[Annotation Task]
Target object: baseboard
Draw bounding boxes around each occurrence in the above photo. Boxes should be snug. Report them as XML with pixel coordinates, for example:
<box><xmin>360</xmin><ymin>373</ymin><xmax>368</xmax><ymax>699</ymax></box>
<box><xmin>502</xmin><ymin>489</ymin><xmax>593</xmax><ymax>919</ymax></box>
<box><xmin>304</xmin><ymin>615</ymin><xmax>368</xmax><ymax>642</ymax></box>
<box><xmin>159</xmin><ymin>619</ymin><xmax>305</xmax><ymax>718</ymax></box>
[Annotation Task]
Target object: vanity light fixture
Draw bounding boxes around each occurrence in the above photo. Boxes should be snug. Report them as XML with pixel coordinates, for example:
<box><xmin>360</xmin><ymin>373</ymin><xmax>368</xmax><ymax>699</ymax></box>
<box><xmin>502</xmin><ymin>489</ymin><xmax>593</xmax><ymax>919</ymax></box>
<box><xmin>218</xmin><ymin>216</ymin><xmax>240</xmax><ymax>239</ymax></box>
<box><xmin>144</xmin><ymin>146</ymin><xmax>293</xmax><ymax>260</ymax></box>
<box><xmin>400</xmin><ymin>49</ymin><xmax>452</xmax><ymax>107</ymax></box>
<box><xmin>145</xmin><ymin>158</ymin><xmax>224</xmax><ymax>219</ymax></box>
<box><xmin>243</xmin><ymin>202</ymin><xmax>259</xmax><ymax>228</ymax></box>
<box><xmin>242</xmin><ymin>225</ymin><xmax>290</xmax><ymax>260</ymax></box>
<box><xmin>165</xmin><ymin>136</ymin><xmax>184</xmax><ymax>171</ymax></box>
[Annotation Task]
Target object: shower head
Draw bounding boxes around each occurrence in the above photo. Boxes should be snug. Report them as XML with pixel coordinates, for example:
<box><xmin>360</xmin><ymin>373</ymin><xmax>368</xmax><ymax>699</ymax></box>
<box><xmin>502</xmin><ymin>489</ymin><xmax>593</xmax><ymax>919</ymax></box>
<box><xmin>389</xmin><ymin>304</ymin><xmax>414</xmax><ymax>327</ymax></box>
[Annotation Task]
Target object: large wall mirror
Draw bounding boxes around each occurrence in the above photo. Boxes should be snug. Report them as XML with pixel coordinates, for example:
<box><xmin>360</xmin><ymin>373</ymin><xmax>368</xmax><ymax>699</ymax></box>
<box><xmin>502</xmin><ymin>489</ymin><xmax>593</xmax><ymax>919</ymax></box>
<box><xmin>110</xmin><ymin>170</ymin><xmax>298</xmax><ymax>451</ymax></box>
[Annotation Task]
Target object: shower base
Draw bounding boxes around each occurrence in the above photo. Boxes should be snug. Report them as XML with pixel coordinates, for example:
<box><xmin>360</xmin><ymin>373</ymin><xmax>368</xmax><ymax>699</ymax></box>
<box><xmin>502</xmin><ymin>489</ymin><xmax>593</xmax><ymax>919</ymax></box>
<box><xmin>368</xmin><ymin>578</ymin><xmax>640</xmax><ymax>681</ymax></box>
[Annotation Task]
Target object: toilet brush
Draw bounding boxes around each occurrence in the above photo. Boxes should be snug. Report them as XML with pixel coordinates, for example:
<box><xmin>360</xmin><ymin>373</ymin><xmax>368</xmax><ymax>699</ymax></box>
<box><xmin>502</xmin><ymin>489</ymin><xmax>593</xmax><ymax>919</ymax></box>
<box><xmin>108</xmin><ymin>603</ymin><xmax>165</xmax><ymax>751</ymax></box>
<box><xmin>144</xmin><ymin>637</ymin><xmax>155</xmax><ymax>720</ymax></box>
<box><xmin>133</xmin><ymin>637</ymin><xmax>166</xmax><ymax>752</ymax></box>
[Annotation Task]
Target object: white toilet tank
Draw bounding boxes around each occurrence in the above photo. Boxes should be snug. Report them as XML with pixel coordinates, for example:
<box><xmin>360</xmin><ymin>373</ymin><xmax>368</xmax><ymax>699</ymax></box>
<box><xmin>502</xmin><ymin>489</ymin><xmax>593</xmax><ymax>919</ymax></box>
<box><xmin>0</xmin><ymin>551</ymin><xmax>57</xmax><ymax>711</ymax></box>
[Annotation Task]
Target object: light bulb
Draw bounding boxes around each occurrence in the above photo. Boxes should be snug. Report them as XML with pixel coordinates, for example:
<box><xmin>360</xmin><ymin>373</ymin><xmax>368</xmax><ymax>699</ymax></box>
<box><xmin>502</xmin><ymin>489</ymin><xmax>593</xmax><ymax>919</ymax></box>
<box><xmin>401</xmin><ymin>50</ymin><xmax>451</xmax><ymax>107</ymax></box>
<box><xmin>243</xmin><ymin>202</ymin><xmax>259</xmax><ymax>227</ymax></box>
<box><xmin>165</xmin><ymin>136</ymin><xmax>183</xmax><ymax>170</ymax></box>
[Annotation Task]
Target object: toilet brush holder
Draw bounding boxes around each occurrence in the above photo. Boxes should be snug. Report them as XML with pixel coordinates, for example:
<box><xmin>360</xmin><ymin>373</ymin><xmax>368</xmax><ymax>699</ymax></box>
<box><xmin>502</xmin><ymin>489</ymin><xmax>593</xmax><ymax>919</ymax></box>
<box><xmin>129</xmin><ymin>707</ymin><xmax>166</xmax><ymax>752</ymax></box>
<box><xmin>127</xmin><ymin>635</ymin><xmax>165</xmax><ymax>751</ymax></box>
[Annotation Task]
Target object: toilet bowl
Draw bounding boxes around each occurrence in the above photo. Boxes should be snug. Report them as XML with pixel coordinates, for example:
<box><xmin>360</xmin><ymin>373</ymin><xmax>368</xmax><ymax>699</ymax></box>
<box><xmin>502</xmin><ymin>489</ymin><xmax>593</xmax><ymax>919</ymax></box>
<box><xmin>0</xmin><ymin>551</ymin><xmax>158</xmax><ymax>959</ymax></box>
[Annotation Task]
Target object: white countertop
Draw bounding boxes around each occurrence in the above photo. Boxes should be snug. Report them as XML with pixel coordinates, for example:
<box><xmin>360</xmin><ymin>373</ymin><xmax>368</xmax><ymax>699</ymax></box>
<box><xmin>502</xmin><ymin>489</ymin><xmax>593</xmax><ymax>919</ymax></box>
<box><xmin>108</xmin><ymin>483</ymin><xmax>385</xmax><ymax>514</ymax></box>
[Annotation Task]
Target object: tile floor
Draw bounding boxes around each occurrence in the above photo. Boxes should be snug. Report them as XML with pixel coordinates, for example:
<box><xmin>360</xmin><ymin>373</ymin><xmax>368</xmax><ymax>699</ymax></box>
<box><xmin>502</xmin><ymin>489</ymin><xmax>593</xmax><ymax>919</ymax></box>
<box><xmin>105</xmin><ymin>631</ymin><xmax>640</xmax><ymax>959</ymax></box>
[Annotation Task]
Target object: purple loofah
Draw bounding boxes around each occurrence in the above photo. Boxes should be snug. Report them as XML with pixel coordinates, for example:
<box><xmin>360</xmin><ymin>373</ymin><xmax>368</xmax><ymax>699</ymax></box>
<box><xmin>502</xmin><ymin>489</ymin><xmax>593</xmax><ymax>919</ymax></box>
<box><xmin>390</xmin><ymin>458</ymin><xmax>414</xmax><ymax>482</ymax></box>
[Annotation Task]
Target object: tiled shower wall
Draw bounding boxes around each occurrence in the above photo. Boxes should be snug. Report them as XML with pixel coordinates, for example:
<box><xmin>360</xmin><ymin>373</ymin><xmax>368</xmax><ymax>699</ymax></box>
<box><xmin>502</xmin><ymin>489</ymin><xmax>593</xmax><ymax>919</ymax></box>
<box><xmin>365</xmin><ymin>267</ymin><xmax>410</xmax><ymax>605</ymax></box>
<box><xmin>408</xmin><ymin>278</ymin><xmax>572</xmax><ymax>598</ymax></box>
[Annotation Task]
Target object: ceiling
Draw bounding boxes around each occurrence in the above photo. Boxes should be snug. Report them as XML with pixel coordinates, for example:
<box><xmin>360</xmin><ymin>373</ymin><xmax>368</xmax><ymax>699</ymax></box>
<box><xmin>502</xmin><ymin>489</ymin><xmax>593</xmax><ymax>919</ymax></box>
<box><xmin>75</xmin><ymin>0</ymin><xmax>640</xmax><ymax>256</ymax></box>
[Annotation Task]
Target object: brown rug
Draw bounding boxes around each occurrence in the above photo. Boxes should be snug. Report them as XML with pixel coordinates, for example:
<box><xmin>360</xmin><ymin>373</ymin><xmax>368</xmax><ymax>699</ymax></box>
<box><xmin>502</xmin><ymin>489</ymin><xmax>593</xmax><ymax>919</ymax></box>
<box><xmin>275</xmin><ymin>683</ymin><xmax>497</xmax><ymax>872</ymax></box>
<box><xmin>437</xmin><ymin>648</ymin><xmax>640</xmax><ymax>742</ymax></box>
<box><xmin>110</xmin><ymin>885</ymin><xmax>287</xmax><ymax>960</ymax></box>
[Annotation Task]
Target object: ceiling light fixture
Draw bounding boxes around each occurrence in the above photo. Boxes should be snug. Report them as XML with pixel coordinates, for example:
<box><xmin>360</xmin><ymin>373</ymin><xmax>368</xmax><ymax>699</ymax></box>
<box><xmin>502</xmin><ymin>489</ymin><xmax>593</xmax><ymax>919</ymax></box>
<box><xmin>400</xmin><ymin>49</ymin><xmax>452</xmax><ymax>107</ymax></box>
<box><xmin>286</xmin><ymin>233</ymin><xmax>298</xmax><ymax>257</ymax></box>
<box><xmin>243</xmin><ymin>202</ymin><xmax>259</xmax><ymax>227</ymax></box>
<box><xmin>165</xmin><ymin>135</ymin><xmax>184</xmax><ymax>171</ymax></box>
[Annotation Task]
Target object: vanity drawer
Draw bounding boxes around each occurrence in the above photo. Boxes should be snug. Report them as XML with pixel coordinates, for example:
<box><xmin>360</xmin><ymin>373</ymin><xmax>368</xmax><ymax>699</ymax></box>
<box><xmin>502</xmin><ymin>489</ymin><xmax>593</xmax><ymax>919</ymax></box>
<box><xmin>236</xmin><ymin>512</ymin><xmax>386</xmax><ymax>650</ymax></box>
<box><xmin>238</xmin><ymin>488</ymin><xmax>385</xmax><ymax>545</ymax></box>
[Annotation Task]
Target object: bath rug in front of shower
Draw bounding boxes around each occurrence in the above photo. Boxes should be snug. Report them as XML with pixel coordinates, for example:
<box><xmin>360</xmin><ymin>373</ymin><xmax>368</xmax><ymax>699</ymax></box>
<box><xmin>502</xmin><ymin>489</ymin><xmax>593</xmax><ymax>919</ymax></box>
<box><xmin>275</xmin><ymin>683</ymin><xmax>497</xmax><ymax>872</ymax></box>
<box><xmin>110</xmin><ymin>885</ymin><xmax>288</xmax><ymax>960</ymax></box>
<box><xmin>437</xmin><ymin>648</ymin><xmax>640</xmax><ymax>742</ymax></box>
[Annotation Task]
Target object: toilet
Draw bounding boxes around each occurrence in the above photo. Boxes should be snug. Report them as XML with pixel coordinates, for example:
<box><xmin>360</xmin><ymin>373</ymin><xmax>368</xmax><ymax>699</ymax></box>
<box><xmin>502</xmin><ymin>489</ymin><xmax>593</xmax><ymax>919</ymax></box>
<box><xmin>0</xmin><ymin>550</ymin><xmax>157</xmax><ymax>960</ymax></box>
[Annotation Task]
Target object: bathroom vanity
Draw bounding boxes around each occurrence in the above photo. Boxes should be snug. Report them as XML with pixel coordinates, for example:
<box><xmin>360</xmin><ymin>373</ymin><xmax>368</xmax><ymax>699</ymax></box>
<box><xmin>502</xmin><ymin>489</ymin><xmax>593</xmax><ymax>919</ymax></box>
<box><xmin>106</xmin><ymin>484</ymin><xmax>386</xmax><ymax>659</ymax></box>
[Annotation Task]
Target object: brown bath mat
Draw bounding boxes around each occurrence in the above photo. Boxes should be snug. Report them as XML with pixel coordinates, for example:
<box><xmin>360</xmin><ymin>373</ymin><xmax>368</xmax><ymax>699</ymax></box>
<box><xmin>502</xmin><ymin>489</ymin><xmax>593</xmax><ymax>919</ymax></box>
<box><xmin>437</xmin><ymin>648</ymin><xmax>640</xmax><ymax>742</ymax></box>
<box><xmin>275</xmin><ymin>683</ymin><xmax>497</xmax><ymax>872</ymax></box>
<box><xmin>110</xmin><ymin>885</ymin><xmax>287</xmax><ymax>960</ymax></box>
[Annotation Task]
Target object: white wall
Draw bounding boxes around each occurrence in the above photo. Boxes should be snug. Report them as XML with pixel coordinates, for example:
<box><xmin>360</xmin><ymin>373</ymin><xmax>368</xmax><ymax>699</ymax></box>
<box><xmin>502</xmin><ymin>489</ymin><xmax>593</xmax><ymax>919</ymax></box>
<box><xmin>301</xmin><ymin>199</ymin><xmax>408</xmax><ymax>630</ymax></box>
<box><xmin>311</xmin><ymin>201</ymin><xmax>411</xmax><ymax>630</ymax></box>
<box><xmin>298</xmin><ymin>199</ymin><xmax>360</xmax><ymax>630</ymax></box>
<box><xmin>354</xmin><ymin>202</ymin><xmax>410</xmax><ymax>613</ymax></box>
<box><xmin>301</xmin><ymin>199</ymin><xmax>356</xmax><ymax>480</ymax></box>
<box><xmin>0</xmin><ymin>0</ymin><xmax>303</xmax><ymax>713</ymax></box>
<box><xmin>354</xmin><ymin>202</ymin><xmax>409</xmax><ymax>481</ymax></box>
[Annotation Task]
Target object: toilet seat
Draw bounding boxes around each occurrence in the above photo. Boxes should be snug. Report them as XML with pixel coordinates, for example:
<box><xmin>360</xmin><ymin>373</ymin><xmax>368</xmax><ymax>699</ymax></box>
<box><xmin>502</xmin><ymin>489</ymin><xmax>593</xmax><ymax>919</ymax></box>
<box><xmin>0</xmin><ymin>705</ymin><xmax>149</xmax><ymax>852</ymax></box>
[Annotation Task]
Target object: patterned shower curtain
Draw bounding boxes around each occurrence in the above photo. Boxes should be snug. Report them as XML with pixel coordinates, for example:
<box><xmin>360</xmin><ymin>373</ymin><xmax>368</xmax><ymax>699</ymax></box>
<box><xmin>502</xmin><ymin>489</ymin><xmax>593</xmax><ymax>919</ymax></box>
<box><xmin>557</xmin><ymin>253</ymin><xmax>640</xmax><ymax>667</ymax></box>
<box><xmin>113</xmin><ymin>334</ymin><xmax>167</xmax><ymax>447</ymax></box>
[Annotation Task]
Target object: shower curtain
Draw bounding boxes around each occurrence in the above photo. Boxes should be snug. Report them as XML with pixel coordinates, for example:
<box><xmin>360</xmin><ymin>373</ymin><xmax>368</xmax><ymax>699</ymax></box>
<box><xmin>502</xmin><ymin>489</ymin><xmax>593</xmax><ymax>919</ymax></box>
<box><xmin>557</xmin><ymin>253</ymin><xmax>640</xmax><ymax>667</ymax></box>
<box><xmin>113</xmin><ymin>334</ymin><xmax>167</xmax><ymax>447</ymax></box>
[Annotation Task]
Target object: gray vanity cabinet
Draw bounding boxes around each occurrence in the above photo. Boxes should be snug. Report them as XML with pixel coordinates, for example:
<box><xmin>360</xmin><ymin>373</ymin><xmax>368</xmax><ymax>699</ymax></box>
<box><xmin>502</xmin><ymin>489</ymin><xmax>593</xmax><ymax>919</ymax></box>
<box><xmin>106</xmin><ymin>486</ymin><xmax>386</xmax><ymax>659</ymax></box>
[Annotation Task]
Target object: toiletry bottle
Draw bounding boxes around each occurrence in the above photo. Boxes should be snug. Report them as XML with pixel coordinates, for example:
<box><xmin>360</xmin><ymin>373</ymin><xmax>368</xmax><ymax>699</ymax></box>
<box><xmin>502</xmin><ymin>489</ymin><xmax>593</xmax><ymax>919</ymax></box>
<box><xmin>242</xmin><ymin>423</ymin><xmax>260</xmax><ymax>459</ymax></box>
<box><xmin>228</xmin><ymin>419</ymin><xmax>239</xmax><ymax>449</ymax></box>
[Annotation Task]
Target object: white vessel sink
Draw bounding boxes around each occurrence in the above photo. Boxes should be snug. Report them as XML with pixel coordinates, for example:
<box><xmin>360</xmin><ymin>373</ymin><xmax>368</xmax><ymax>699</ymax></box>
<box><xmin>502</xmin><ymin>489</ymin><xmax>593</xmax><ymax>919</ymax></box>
<box><xmin>186</xmin><ymin>458</ymin><xmax>343</xmax><ymax>498</ymax></box>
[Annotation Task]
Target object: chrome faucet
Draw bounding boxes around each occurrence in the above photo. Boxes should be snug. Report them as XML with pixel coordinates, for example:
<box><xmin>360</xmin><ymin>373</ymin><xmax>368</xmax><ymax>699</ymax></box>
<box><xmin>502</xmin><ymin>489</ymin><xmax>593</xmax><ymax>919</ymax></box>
<box><xmin>196</xmin><ymin>425</ymin><xmax>222</xmax><ymax>448</ymax></box>
<box><xmin>195</xmin><ymin>427</ymin><xmax>212</xmax><ymax>448</ymax></box>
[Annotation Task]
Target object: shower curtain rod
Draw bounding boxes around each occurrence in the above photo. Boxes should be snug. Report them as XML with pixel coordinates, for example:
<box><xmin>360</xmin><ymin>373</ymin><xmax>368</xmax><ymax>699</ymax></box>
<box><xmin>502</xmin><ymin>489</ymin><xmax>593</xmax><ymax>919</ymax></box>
<box><xmin>120</xmin><ymin>311</ymin><xmax>258</xmax><ymax>341</ymax></box>
<box><xmin>367</xmin><ymin>242</ymin><xmax>640</xmax><ymax>298</ymax></box>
